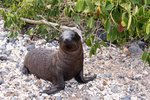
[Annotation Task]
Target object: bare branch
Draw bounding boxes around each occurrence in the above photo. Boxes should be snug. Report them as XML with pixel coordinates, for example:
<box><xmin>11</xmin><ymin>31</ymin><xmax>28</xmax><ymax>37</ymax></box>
<box><xmin>20</xmin><ymin>18</ymin><xmax>59</xmax><ymax>26</ymax></box>
<box><xmin>20</xmin><ymin>18</ymin><xmax>61</xmax><ymax>32</ymax></box>
<box><xmin>20</xmin><ymin>17</ymin><xmax>83</xmax><ymax>41</ymax></box>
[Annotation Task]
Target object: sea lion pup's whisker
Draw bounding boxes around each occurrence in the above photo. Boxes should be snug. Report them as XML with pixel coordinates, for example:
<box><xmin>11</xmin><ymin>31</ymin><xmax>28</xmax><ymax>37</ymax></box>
<box><xmin>23</xmin><ymin>30</ymin><xmax>96</xmax><ymax>95</ymax></box>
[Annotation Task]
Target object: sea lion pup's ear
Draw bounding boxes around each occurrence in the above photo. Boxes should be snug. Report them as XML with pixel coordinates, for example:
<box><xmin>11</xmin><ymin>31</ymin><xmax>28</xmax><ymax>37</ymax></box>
<box><xmin>72</xmin><ymin>30</ymin><xmax>81</xmax><ymax>41</ymax></box>
<box><xmin>71</xmin><ymin>29</ymin><xmax>83</xmax><ymax>42</ymax></box>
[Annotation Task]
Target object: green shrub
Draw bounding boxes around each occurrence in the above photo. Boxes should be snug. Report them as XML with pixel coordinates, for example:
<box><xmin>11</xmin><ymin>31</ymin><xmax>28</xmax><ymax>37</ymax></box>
<box><xmin>0</xmin><ymin>0</ymin><xmax>150</xmax><ymax>64</ymax></box>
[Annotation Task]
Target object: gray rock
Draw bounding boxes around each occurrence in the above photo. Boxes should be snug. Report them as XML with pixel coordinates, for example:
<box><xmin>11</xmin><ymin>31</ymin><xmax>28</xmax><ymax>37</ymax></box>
<box><xmin>117</xmin><ymin>74</ymin><xmax>125</xmax><ymax>79</ymax></box>
<box><xmin>0</xmin><ymin>32</ymin><xmax>7</xmax><ymax>37</ymax></box>
<box><xmin>11</xmin><ymin>96</ymin><xmax>18</xmax><ymax>100</ymax></box>
<box><xmin>26</xmin><ymin>43</ymin><xmax>35</xmax><ymax>51</ymax></box>
<box><xmin>97</xmin><ymin>29</ymin><xmax>107</xmax><ymax>41</ymax></box>
<box><xmin>3</xmin><ymin>50</ymin><xmax>11</xmax><ymax>56</ymax></box>
<box><xmin>0</xmin><ymin>49</ymin><xmax>2</xmax><ymax>54</ymax></box>
<box><xmin>97</xmin><ymin>73</ymin><xmax>112</xmax><ymax>78</ymax></box>
<box><xmin>78</xmin><ymin>85</ymin><xmax>84</xmax><ymax>90</ymax></box>
<box><xmin>0</xmin><ymin>36</ymin><xmax>5</xmax><ymax>40</ymax></box>
<box><xmin>128</xmin><ymin>43</ymin><xmax>143</xmax><ymax>54</ymax></box>
<box><xmin>0</xmin><ymin>77</ymin><xmax>4</xmax><ymax>85</ymax></box>
<box><xmin>120</xmin><ymin>95</ymin><xmax>131</xmax><ymax>100</ymax></box>
<box><xmin>24</xmin><ymin>78</ymin><xmax>32</xmax><ymax>82</ymax></box>
<box><xmin>137</xmin><ymin>41</ymin><xmax>145</xmax><ymax>50</ymax></box>
<box><xmin>131</xmin><ymin>74</ymin><xmax>142</xmax><ymax>80</ymax></box>
<box><xmin>37</xmin><ymin>96</ymin><xmax>44</xmax><ymax>100</ymax></box>
<box><xmin>127</xmin><ymin>84</ymin><xmax>138</xmax><ymax>93</ymax></box>
<box><xmin>0</xmin><ymin>44</ymin><xmax>6</xmax><ymax>50</ymax></box>
<box><xmin>7</xmin><ymin>38</ymin><xmax>17</xmax><ymax>44</ymax></box>
<box><xmin>0</xmin><ymin>54</ymin><xmax>8</xmax><ymax>61</ymax></box>
<box><xmin>56</xmin><ymin>96</ymin><xmax>62</xmax><ymax>100</ymax></box>
<box><xmin>41</xmin><ymin>93</ymin><xmax>48</xmax><ymax>97</ymax></box>
<box><xmin>87</xmin><ymin>96</ymin><xmax>101</xmax><ymax>100</ymax></box>
<box><xmin>110</xmin><ymin>85</ymin><xmax>122</xmax><ymax>93</ymax></box>
<box><xmin>138</xmin><ymin>96</ymin><xmax>146</xmax><ymax>100</ymax></box>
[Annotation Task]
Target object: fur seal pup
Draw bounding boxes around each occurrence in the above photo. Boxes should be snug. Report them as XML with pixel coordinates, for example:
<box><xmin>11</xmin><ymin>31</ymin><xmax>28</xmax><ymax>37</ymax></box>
<box><xmin>23</xmin><ymin>30</ymin><xmax>96</xmax><ymax>94</ymax></box>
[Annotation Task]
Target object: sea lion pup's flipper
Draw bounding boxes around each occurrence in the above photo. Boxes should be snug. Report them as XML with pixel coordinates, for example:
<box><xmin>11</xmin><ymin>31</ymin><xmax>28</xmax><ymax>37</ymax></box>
<box><xmin>75</xmin><ymin>70</ymin><xmax>96</xmax><ymax>83</ymax></box>
<box><xmin>41</xmin><ymin>72</ymin><xmax>65</xmax><ymax>95</ymax></box>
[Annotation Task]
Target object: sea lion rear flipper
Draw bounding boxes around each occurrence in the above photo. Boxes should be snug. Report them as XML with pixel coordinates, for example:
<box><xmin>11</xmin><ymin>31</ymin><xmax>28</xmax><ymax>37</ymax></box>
<box><xmin>75</xmin><ymin>70</ymin><xmax>96</xmax><ymax>83</ymax></box>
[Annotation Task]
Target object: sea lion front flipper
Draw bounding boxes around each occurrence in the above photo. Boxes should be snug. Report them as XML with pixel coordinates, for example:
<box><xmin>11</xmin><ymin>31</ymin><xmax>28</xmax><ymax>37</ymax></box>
<box><xmin>75</xmin><ymin>70</ymin><xmax>96</xmax><ymax>83</ymax></box>
<box><xmin>22</xmin><ymin>66</ymin><xmax>30</xmax><ymax>75</ymax></box>
<box><xmin>41</xmin><ymin>73</ymin><xmax>65</xmax><ymax>95</ymax></box>
<box><xmin>42</xmin><ymin>83</ymin><xmax>65</xmax><ymax>95</ymax></box>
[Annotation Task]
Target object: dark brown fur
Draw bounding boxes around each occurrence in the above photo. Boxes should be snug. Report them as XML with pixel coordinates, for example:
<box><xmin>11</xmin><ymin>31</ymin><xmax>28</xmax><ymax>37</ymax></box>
<box><xmin>23</xmin><ymin>30</ymin><xmax>96</xmax><ymax>94</ymax></box>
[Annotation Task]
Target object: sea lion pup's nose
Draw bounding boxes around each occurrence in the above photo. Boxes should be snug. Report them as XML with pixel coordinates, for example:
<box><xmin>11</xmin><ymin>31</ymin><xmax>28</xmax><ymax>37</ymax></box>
<box><xmin>64</xmin><ymin>38</ymin><xmax>72</xmax><ymax>43</ymax></box>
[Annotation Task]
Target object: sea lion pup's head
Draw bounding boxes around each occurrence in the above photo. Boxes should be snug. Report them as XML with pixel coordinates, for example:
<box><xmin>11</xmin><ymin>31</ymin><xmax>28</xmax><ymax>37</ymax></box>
<box><xmin>59</xmin><ymin>30</ymin><xmax>82</xmax><ymax>52</ymax></box>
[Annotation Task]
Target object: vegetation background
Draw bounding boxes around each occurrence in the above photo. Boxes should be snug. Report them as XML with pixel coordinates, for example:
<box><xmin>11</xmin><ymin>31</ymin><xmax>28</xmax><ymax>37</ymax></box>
<box><xmin>0</xmin><ymin>0</ymin><xmax>150</xmax><ymax>65</ymax></box>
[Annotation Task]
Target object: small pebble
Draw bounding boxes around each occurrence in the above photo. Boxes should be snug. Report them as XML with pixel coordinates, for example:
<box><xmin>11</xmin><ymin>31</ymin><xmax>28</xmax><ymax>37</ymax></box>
<box><xmin>55</xmin><ymin>96</ymin><xmax>62</xmax><ymax>100</ymax></box>
<box><xmin>0</xmin><ymin>77</ymin><xmax>4</xmax><ymax>85</ymax></box>
<box><xmin>97</xmin><ymin>73</ymin><xmax>112</xmax><ymax>78</ymax></box>
<box><xmin>11</xmin><ymin>96</ymin><xmax>18</xmax><ymax>100</ymax></box>
<box><xmin>0</xmin><ymin>54</ymin><xmax>8</xmax><ymax>61</ymax></box>
<box><xmin>37</xmin><ymin>96</ymin><xmax>44</xmax><ymax>100</ymax></box>
<box><xmin>120</xmin><ymin>95</ymin><xmax>131</xmax><ymax>100</ymax></box>
<box><xmin>132</xmin><ymin>74</ymin><xmax>142</xmax><ymax>80</ymax></box>
<box><xmin>26</xmin><ymin>44</ymin><xmax>35</xmax><ymax>51</ymax></box>
<box><xmin>110</xmin><ymin>85</ymin><xmax>122</xmax><ymax>93</ymax></box>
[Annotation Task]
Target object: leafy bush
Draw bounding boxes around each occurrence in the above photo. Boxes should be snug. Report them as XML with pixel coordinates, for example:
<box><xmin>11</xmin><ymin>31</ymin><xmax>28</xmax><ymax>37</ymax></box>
<box><xmin>0</xmin><ymin>0</ymin><xmax>150</xmax><ymax>64</ymax></box>
<box><xmin>0</xmin><ymin>0</ymin><xmax>64</xmax><ymax>40</ymax></box>
<box><xmin>142</xmin><ymin>52</ymin><xmax>150</xmax><ymax>66</ymax></box>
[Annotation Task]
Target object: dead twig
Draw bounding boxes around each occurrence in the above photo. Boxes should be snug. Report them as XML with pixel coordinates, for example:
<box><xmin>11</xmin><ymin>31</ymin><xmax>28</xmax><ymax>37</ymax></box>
<box><xmin>20</xmin><ymin>17</ymin><xmax>83</xmax><ymax>41</ymax></box>
<box><xmin>20</xmin><ymin>18</ymin><xmax>61</xmax><ymax>32</ymax></box>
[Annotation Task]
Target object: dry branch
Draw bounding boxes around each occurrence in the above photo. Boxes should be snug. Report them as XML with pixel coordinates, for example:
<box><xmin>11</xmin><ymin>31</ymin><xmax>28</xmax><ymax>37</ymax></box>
<box><xmin>20</xmin><ymin>18</ymin><xmax>59</xmax><ymax>27</ymax></box>
<box><xmin>20</xmin><ymin>17</ymin><xmax>83</xmax><ymax>41</ymax></box>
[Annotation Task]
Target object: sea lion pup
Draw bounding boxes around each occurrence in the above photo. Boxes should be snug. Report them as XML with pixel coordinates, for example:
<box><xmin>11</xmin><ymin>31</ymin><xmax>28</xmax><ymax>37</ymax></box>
<box><xmin>23</xmin><ymin>30</ymin><xmax>96</xmax><ymax>94</ymax></box>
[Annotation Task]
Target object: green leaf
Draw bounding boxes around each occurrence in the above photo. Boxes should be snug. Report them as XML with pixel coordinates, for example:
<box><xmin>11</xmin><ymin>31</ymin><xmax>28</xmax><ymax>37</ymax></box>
<box><xmin>50</xmin><ymin>0</ymin><xmax>59</xmax><ymax>5</ymax></box>
<box><xmin>89</xmin><ymin>45</ymin><xmax>96</xmax><ymax>57</ymax></box>
<box><xmin>86</xmin><ymin>38</ymin><xmax>92</xmax><ymax>46</ymax></box>
<box><xmin>107</xmin><ymin>26</ymin><xmax>118</xmax><ymax>42</ymax></box>
<box><xmin>89</xmin><ymin>41</ymin><xmax>100</xmax><ymax>57</ymax></box>
<box><xmin>9</xmin><ymin>31</ymin><xmax>18</xmax><ymax>38</ymax></box>
<box><xmin>100</xmin><ymin>41</ymin><xmax>108</xmax><ymax>47</ymax></box>
<box><xmin>127</xmin><ymin>14</ymin><xmax>132</xmax><ymax>30</ymax></box>
<box><xmin>84</xmin><ymin>0</ymin><xmax>95</xmax><ymax>12</ymax></box>
<box><xmin>106</xmin><ymin>4</ymin><xmax>114</xmax><ymax>10</ymax></box>
<box><xmin>76</xmin><ymin>0</ymin><xmax>85</xmax><ymax>12</ymax></box>
<box><xmin>86</xmin><ymin>35</ymin><xmax>95</xmax><ymax>47</ymax></box>
<box><xmin>26</xmin><ymin>28</ymin><xmax>34</xmax><ymax>35</ymax></box>
<box><xmin>95</xmin><ymin>41</ymin><xmax>100</xmax><ymax>49</ymax></box>
<box><xmin>121</xmin><ymin>12</ymin><xmax>128</xmax><ymax>27</ymax></box>
<box><xmin>146</xmin><ymin>23</ymin><xmax>150</xmax><ymax>34</ymax></box>
<box><xmin>73</xmin><ymin>15</ymin><xmax>80</xmax><ymax>24</ymax></box>
<box><xmin>111</xmin><ymin>7</ymin><xmax>122</xmax><ymax>23</ymax></box>
<box><xmin>142</xmin><ymin>52</ymin><xmax>150</xmax><ymax>65</ymax></box>
<box><xmin>87</xmin><ymin>17</ymin><xmax>94</xmax><ymax>28</ymax></box>
<box><xmin>120</xmin><ymin>3</ymin><xmax>131</xmax><ymax>12</ymax></box>
<box><xmin>133</xmin><ymin>6</ymin><xmax>138</xmax><ymax>15</ymax></box>
<box><xmin>138</xmin><ymin>7</ymin><xmax>144</xmax><ymax>16</ymax></box>
<box><xmin>105</xmin><ymin>18</ymin><xmax>111</xmax><ymax>33</ymax></box>
<box><xmin>144</xmin><ymin>34</ymin><xmax>150</xmax><ymax>40</ymax></box>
